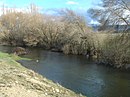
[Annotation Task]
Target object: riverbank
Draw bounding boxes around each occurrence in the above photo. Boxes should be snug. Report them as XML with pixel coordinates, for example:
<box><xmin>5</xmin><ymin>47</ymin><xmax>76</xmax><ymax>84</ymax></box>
<box><xmin>0</xmin><ymin>51</ymin><xmax>85</xmax><ymax>97</ymax></box>
<box><xmin>0</xmin><ymin>11</ymin><xmax>130</xmax><ymax>69</ymax></box>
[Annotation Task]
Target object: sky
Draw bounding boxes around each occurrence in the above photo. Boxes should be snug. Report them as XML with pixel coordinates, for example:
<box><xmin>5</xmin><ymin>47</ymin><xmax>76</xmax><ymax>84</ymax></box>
<box><xmin>0</xmin><ymin>0</ymin><xmax>100</xmax><ymax>10</ymax></box>
<box><xmin>0</xmin><ymin>0</ymin><xmax>101</xmax><ymax>24</ymax></box>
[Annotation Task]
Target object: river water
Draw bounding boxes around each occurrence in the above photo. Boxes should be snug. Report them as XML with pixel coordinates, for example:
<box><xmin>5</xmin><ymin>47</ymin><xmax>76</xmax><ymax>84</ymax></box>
<box><xmin>0</xmin><ymin>46</ymin><xmax>130</xmax><ymax>97</ymax></box>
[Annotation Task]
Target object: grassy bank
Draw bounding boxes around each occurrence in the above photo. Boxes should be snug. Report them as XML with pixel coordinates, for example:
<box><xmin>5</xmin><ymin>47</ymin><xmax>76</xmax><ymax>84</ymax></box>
<box><xmin>0</xmin><ymin>51</ymin><xmax>85</xmax><ymax>97</ymax></box>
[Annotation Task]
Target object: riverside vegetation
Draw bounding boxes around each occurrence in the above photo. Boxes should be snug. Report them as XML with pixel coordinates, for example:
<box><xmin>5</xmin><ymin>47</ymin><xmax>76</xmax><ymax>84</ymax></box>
<box><xmin>0</xmin><ymin>1</ymin><xmax>130</xmax><ymax>97</ymax></box>
<box><xmin>0</xmin><ymin>8</ymin><xmax>129</xmax><ymax>69</ymax></box>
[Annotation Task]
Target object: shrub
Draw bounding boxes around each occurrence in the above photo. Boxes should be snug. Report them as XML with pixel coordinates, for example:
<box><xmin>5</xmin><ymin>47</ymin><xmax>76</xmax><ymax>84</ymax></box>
<box><xmin>100</xmin><ymin>33</ymin><xmax>130</xmax><ymax>68</ymax></box>
<box><xmin>0</xmin><ymin>9</ymin><xmax>96</xmax><ymax>58</ymax></box>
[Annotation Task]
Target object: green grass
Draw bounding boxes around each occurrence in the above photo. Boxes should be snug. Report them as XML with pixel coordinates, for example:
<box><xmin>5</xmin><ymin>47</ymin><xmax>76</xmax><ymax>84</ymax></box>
<box><xmin>0</xmin><ymin>51</ymin><xmax>31</xmax><ymax>60</ymax></box>
<box><xmin>0</xmin><ymin>51</ymin><xmax>31</xmax><ymax>69</ymax></box>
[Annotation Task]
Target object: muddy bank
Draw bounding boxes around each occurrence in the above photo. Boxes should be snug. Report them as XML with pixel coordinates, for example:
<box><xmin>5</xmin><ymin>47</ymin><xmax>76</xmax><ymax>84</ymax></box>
<box><xmin>0</xmin><ymin>52</ymin><xmax>85</xmax><ymax>97</ymax></box>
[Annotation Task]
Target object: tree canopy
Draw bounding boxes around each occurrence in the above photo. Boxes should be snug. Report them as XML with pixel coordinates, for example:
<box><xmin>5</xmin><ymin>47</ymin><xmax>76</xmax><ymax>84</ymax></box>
<box><xmin>88</xmin><ymin>0</ymin><xmax>130</xmax><ymax>31</ymax></box>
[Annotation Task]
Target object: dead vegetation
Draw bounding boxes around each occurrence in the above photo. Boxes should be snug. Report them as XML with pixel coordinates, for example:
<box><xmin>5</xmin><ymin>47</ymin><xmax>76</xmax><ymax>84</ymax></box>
<box><xmin>0</xmin><ymin>7</ymin><xmax>130</xmax><ymax>68</ymax></box>
<box><xmin>0</xmin><ymin>9</ymin><xmax>95</xmax><ymax>56</ymax></box>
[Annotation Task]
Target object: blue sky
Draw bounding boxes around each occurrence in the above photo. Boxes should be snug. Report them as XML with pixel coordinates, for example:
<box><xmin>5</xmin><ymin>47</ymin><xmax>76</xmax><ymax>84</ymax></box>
<box><xmin>1</xmin><ymin>0</ymin><xmax>100</xmax><ymax>10</ymax></box>
<box><xmin>0</xmin><ymin>0</ymin><xmax>101</xmax><ymax>24</ymax></box>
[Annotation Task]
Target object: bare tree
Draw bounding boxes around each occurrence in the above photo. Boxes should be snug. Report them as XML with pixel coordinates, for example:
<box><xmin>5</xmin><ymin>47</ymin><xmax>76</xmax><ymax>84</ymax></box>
<box><xmin>29</xmin><ymin>3</ymin><xmax>39</xmax><ymax>14</ymax></box>
<box><xmin>88</xmin><ymin>0</ymin><xmax>130</xmax><ymax>32</ymax></box>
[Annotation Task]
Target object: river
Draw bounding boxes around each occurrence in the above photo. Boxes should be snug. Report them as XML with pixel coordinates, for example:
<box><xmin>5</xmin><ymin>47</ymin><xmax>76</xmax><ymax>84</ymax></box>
<box><xmin>0</xmin><ymin>46</ymin><xmax>130</xmax><ymax>97</ymax></box>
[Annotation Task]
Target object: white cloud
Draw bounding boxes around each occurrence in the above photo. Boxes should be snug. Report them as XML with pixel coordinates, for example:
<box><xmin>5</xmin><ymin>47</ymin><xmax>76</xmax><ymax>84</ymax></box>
<box><xmin>90</xmin><ymin>20</ymin><xmax>100</xmax><ymax>25</ymax></box>
<box><xmin>66</xmin><ymin>1</ymin><xmax>79</xmax><ymax>5</ymax></box>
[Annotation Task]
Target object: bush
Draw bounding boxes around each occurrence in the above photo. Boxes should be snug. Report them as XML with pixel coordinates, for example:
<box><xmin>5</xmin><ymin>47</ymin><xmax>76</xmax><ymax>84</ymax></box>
<box><xmin>0</xmin><ymin>9</ymin><xmax>94</xmax><ymax>54</ymax></box>
<box><xmin>100</xmin><ymin>33</ymin><xmax>130</xmax><ymax>68</ymax></box>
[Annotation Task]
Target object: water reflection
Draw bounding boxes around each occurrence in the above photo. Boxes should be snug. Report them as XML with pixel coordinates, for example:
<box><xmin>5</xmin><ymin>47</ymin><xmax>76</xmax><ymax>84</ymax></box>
<box><xmin>0</xmin><ymin>46</ymin><xmax>130</xmax><ymax>97</ymax></box>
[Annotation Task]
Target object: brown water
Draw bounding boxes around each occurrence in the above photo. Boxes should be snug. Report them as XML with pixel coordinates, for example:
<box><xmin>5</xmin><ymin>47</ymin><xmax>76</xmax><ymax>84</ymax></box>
<box><xmin>0</xmin><ymin>46</ymin><xmax>130</xmax><ymax>97</ymax></box>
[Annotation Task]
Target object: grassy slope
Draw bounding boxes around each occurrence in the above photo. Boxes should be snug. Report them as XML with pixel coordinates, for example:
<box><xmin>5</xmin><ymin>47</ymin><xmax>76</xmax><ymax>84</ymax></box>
<box><xmin>0</xmin><ymin>51</ymin><xmax>85</xmax><ymax>97</ymax></box>
<box><xmin>0</xmin><ymin>51</ymin><xmax>31</xmax><ymax>70</ymax></box>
